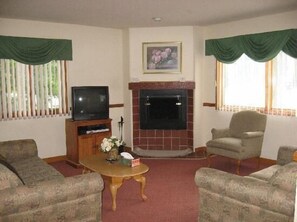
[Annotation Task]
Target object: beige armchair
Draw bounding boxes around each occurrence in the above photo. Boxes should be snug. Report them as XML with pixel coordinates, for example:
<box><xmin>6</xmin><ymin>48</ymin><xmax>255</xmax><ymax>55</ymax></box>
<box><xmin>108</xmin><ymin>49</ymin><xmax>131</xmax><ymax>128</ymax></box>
<box><xmin>206</xmin><ymin>110</ymin><xmax>267</xmax><ymax>174</ymax></box>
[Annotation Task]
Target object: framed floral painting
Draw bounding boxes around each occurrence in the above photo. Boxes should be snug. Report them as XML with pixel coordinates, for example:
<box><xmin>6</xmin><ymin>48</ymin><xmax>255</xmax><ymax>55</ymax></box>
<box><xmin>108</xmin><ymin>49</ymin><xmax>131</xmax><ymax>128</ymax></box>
<box><xmin>142</xmin><ymin>42</ymin><xmax>182</xmax><ymax>74</ymax></box>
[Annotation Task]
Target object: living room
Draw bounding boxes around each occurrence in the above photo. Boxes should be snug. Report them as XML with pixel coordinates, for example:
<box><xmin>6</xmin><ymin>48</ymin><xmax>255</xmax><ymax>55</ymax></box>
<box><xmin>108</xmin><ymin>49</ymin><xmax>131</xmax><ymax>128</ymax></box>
<box><xmin>1</xmin><ymin>9</ymin><xmax>297</xmax><ymax>160</ymax></box>
<box><xmin>1</xmin><ymin>1</ymin><xmax>297</xmax><ymax>222</ymax></box>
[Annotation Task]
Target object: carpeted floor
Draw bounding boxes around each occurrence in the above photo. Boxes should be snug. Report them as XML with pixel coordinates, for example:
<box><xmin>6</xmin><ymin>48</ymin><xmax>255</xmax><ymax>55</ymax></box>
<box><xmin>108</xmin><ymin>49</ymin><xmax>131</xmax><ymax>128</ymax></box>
<box><xmin>50</xmin><ymin>156</ymin><xmax>273</xmax><ymax>222</ymax></box>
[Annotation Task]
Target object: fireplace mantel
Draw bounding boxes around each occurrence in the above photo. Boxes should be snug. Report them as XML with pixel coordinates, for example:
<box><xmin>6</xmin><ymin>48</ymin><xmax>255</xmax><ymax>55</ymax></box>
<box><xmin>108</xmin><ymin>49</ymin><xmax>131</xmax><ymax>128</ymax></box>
<box><xmin>128</xmin><ymin>81</ymin><xmax>195</xmax><ymax>90</ymax></box>
<box><xmin>129</xmin><ymin>81</ymin><xmax>195</xmax><ymax>151</ymax></box>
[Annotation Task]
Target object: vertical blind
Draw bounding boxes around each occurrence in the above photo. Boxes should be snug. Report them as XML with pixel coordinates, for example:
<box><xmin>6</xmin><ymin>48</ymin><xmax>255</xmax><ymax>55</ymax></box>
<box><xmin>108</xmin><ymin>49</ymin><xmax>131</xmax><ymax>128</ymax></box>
<box><xmin>0</xmin><ymin>60</ymin><xmax>68</xmax><ymax>120</ymax></box>
<box><xmin>272</xmin><ymin>52</ymin><xmax>297</xmax><ymax>115</ymax></box>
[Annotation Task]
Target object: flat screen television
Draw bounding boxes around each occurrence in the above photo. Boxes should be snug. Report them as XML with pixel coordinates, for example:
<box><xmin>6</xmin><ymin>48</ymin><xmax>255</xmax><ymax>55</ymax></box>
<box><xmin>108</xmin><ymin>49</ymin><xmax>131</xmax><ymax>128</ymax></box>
<box><xmin>71</xmin><ymin>86</ymin><xmax>109</xmax><ymax>121</ymax></box>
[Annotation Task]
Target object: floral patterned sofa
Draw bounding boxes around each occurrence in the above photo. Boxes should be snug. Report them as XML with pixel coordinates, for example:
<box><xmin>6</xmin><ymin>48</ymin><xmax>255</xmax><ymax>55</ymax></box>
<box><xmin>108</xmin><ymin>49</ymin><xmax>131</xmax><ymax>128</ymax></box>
<box><xmin>0</xmin><ymin>139</ymin><xmax>104</xmax><ymax>222</ymax></box>
<box><xmin>195</xmin><ymin>146</ymin><xmax>297</xmax><ymax>222</ymax></box>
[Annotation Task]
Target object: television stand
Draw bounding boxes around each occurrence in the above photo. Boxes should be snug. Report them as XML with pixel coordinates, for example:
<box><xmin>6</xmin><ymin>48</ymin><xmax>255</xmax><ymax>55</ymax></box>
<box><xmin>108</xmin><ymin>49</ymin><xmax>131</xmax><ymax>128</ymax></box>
<box><xmin>65</xmin><ymin>118</ymin><xmax>112</xmax><ymax>168</ymax></box>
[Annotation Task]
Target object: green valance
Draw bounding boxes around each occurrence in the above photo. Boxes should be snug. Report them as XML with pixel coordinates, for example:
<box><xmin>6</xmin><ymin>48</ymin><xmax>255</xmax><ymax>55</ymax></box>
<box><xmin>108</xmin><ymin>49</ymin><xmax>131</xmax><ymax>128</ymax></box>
<box><xmin>205</xmin><ymin>29</ymin><xmax>297</xmax><ymax>63</ymax></box>
<box><xmin>0</xmin><ymin>35</ymin><xmax>72</xmax><ymax>65</ymax></box>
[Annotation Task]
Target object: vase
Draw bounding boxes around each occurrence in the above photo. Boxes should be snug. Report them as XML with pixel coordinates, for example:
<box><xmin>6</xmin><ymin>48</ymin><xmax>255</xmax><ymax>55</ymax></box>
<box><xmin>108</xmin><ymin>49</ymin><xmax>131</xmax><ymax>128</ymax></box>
<box><xmin>106</xmin><ymin>148</ymin><xmax>118</xmax><ymax>161</ymax></box>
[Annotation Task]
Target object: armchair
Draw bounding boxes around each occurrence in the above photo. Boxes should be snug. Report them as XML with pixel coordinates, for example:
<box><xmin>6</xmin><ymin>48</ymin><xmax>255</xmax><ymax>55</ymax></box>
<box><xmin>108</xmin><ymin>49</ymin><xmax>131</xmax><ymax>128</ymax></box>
<box><xmin>206</xmin><ymin>110</ymin><xmax>267</xmax><ymax>174</ymax></box>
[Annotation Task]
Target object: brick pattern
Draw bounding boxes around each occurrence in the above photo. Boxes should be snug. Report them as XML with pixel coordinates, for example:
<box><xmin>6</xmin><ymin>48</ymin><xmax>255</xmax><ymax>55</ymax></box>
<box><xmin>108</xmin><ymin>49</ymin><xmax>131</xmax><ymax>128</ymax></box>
<box><xmin>129</xmin><ymin>81</ymin><xmax>195</xmax><ymax>90</ymax></box>
<box><xmin>130</xmin><ymin>81</ymin><xmax>194</xmax><ymax>151</ymax></box>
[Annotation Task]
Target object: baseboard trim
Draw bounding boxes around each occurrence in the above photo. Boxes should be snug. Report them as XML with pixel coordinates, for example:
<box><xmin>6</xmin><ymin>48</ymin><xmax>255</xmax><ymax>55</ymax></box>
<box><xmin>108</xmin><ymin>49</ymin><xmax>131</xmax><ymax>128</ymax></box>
<box><xmin>195</xmin><ymin>146</ymin><xmax>277</xmax><ymax>164</ymax></box>
<box><xmin>43</xmin><ymin>155</ymin><xmax>67</xmax><ymax>163</ymax></box>
<box><xmin>123</xmin><ymin>146</ymin><xmax>132</xmax><ymax>152</ymax></box>
<box><xmin>194</xmin><ymin>146</ymin><xmax>207</xmax><ymax>156</ymax></box>
<box><xmin>260</xmin><ymin>157</ymin><xmax>276</xmax><ymax>165</ymax></box>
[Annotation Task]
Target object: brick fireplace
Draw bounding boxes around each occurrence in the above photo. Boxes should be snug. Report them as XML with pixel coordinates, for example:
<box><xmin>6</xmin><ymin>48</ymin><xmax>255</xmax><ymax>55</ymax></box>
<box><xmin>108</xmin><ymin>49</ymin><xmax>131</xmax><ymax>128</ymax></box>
<box><xmin>129</xmin><ymin>81</ymin><xmax>195</xmax><ymax>151</ymax></box>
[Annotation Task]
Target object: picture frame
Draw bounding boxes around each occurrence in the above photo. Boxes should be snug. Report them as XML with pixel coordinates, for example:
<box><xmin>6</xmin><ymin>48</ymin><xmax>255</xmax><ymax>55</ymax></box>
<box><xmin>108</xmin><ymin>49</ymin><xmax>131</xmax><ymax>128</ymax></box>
<box><xmin>142</xmin><ymin>42</ymin><xmax>182</xmax><ymax>74</ymax></box>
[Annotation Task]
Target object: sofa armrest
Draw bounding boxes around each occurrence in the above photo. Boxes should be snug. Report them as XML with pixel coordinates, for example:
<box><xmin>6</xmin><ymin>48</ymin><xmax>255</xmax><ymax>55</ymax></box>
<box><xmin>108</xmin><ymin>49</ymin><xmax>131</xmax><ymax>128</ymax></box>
<box><xmin>211</xmin><ymin>128</ymin><xmax>230</xmax><ymax>139</ymax></box>
<box><xmin>277</xmin><ymin>146</ymin><xmax>297</xmax><ymax>165</ymax></box>
<box><xmin>0</xmin><ymin>173</ymin><xmax>104</xmax><ymax>219</ymax></box>
<box><xmin>195</xmin><ymin>168</ymin><xmax>294</xmax><ymax>216</ymax></box>
<box><xmin>0</xmin><ymin>139</ymin><xmax>38</xmax><ymax>163</ymax></box>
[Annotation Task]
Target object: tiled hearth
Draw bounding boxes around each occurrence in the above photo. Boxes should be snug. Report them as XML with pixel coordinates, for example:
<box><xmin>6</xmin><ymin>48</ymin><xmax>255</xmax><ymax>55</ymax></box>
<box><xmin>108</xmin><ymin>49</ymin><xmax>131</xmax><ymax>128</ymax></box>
<box><xmin>129</xmin><ymin>81</ymin><xmax>195</xmax><ymax>151</ymax></box>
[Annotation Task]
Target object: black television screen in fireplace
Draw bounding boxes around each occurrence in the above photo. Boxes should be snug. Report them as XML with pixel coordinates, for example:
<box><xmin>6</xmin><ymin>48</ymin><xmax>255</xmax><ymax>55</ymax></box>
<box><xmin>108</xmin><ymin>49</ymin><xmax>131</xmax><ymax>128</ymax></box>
<box><xmin>140</xmin><ymin>89</ymin><xmax>187</xmax><ymax>129</ymax></box>
<box><xmin>71</xmin><ymin>86</ymin><xmax>109</xmax><ymax>121</ymax></box>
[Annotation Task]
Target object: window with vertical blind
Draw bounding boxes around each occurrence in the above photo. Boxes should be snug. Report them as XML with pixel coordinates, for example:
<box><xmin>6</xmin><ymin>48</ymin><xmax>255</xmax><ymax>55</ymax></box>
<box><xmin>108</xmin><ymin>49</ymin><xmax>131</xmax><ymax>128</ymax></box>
<box><xmin>0</xmin><ymin>35</ymin><xmax>72</xmax><ymax>120</ymax></box>
<box><xmin>0</xmin><ymin>59</ymin><xmax>69</xmax><ymax>120</ymax></box>
<box><xmin>206</xmin><ymin>29</ymin><xmax>297</xmax><ymax>115</ymax></box>
<box><xmin>216</xmin><ymin>51</ymin><xmax>297</xmax><ymax>116</ymax></box>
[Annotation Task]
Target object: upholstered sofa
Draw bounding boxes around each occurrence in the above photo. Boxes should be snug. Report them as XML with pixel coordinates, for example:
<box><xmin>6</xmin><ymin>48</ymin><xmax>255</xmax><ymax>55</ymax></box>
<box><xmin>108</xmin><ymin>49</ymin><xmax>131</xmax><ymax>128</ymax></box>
<box><xmin>0</xmin><ymin>139</ymin><xmax>104</xmax><ymax>222</ymax></box>
<box><xmin>195</xmin><ymin>146</ymin><xmax>297</xmax><ymax>222</ymax></box>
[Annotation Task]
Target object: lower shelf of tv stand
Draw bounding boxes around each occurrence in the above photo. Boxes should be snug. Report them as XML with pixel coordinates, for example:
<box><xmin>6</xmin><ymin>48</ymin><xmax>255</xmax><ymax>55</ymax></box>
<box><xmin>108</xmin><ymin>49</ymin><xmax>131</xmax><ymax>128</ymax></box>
<box><xmin>65</xmin><ymin>118</ymin><xmax>112</xmax><ymax>168</ymax></box>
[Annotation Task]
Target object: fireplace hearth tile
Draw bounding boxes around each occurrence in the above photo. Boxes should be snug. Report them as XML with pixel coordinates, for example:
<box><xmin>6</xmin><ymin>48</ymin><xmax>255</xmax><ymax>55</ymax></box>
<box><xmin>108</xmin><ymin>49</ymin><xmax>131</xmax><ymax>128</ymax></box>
<box><xmin>129</xmin><ymin>81</ymin><xmax>195</xmax><ymax>151</ymax></box>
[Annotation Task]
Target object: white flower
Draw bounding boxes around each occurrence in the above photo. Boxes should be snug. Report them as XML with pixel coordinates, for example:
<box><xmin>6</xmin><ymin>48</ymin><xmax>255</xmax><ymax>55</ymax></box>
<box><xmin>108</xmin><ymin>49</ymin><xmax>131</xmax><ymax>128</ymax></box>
<box><xmin>100</xmin><ymin>136</ymin><xmax>125</xmax><ymax>153</ymax></box>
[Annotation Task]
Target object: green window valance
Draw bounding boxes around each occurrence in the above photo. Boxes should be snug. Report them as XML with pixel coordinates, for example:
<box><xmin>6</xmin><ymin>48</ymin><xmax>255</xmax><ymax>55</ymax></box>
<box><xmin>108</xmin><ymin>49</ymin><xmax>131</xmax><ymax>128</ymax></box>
<box><xmin>0</xmin><ymin>35</ymin><xmax>72</xmax><ymax>65</ymax></box>
<box><xmin>205</xmin><ymin>29</ymin><xmax>297</xmax><ymax>63</ymax></box>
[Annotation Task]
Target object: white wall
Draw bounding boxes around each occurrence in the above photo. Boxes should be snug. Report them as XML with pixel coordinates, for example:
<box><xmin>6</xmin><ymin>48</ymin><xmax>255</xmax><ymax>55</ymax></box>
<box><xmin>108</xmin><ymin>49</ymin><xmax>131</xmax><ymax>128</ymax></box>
<box><xmin>129</xmin><ymin>26</ymin><xmax>195</xmax><ymax>82</ymax></box>
<box><xmin>193</xmin><ymin>27</ymin><xmax>205</xmax><ymax>148</ymax></box>
<box><xmin>198</xmin><ymin>10</ymin><xmax>297</xmax><ymax>159</ymax></box>
<box><xmin>122</xmin><ymin>29</ymin><xmax>132</xmax><ymax>146</ymax></box>
<box><xmin>0</xmin><ymin>18</ymin><xmax>124</xmax><ymax>158</ymax></box>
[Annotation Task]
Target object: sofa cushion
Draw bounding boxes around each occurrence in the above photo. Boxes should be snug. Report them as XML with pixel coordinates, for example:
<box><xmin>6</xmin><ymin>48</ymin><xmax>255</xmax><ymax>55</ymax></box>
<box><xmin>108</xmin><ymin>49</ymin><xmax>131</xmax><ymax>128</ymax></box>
<box><xmin>206</xmin><ymin>137</ymin><xmax>243</xmax><ymax>152</ymax></box>
<box><xmin>249</xmin><ymin>165</ymin><xmax>282</xmax><ymax>182</ymax></box>
<box><xmin>11</xmin><ymin>156</ymin><xmax>64</xmax><ymax>185</ymax></box>
<box><xmin>0</xmin><ymin>163</ymin><xmax>23</xmax><ymax>190</ymax></box>
<box><xmin>0</xmin><ymin>154</ymin><xmax>24</xmax><ymax>184</ymax></box>
<box><xmin>277</xmin><ymin>146</ymin><xmax>297</xmax><ymax>166</ymax></box>
<box><xmin>0</xmin><ymin>139</ymin><xmax>38</xmax><ymax>162</ymax></box>
<box><xmin>269</xmin><ymin>162</ymin><xmax>297</xmax><ymax>193</ymax></box>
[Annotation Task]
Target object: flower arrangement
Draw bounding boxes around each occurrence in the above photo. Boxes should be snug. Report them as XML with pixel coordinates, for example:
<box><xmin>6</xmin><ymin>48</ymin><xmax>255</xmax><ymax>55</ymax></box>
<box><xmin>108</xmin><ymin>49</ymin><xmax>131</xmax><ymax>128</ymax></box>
<box><xmin>148</xmin><ymin>47</ymin><xmax>178</xmax><ymax>70</ymax></box>
<box><xmin>100</xmin><ymin>136</ymin><xmax>125</xmax><ymax>153</ymax></box>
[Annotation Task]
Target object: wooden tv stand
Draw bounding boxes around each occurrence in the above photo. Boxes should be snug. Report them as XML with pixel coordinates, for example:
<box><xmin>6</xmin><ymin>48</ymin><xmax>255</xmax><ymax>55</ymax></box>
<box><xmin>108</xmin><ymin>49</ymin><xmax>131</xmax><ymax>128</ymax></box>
<box><xmin>65</xmin><ymin>118</ymin><xmax>112</xmax><ymax>168</ymax></box>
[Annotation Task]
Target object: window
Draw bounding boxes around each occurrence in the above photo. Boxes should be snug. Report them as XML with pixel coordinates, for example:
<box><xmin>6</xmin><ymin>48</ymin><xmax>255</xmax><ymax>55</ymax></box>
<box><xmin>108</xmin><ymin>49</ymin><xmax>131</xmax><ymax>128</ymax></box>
<box><xmin>0</xmin><ymin>59</ymin><xmax>69</xmax><ymax>120</ymax></box>
<box><xmin>217</xmin><ymin>52</ymin><xmax>297</xmax><ymax>116</ymax></box>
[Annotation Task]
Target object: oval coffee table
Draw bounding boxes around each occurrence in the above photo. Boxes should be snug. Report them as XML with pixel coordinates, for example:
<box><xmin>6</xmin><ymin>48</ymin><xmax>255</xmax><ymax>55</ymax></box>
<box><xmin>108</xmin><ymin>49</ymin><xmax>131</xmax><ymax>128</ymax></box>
<box><xmin>79</xmin><ymin>153</ymin><xmax>149</xmax><ymax>211</ymax></box>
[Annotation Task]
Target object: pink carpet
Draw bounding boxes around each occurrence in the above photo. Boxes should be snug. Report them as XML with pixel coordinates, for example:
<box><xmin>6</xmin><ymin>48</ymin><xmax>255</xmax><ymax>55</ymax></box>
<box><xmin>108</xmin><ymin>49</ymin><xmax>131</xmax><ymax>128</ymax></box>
<box><xmin>50</xmin><ymin>156</ymin><xmax>273</xmax><ymax>222</ymax></box>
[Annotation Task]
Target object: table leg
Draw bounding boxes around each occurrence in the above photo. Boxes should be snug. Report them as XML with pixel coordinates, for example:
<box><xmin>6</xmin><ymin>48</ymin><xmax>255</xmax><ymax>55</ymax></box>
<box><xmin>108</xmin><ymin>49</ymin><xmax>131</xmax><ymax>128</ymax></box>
<box><xmin>109</xmin><ymin>177</ymin><xmax>123</xmax><ymax>211</ymax></box>
<box><xmin>82</xmin><ymin>167</ymin><xmax>91</xmax><ymax>174</ymax></box>
<box><xmin>133</xmin><ymin>174</ymin><xmax>147</xmax><ymax>201</ymax></box>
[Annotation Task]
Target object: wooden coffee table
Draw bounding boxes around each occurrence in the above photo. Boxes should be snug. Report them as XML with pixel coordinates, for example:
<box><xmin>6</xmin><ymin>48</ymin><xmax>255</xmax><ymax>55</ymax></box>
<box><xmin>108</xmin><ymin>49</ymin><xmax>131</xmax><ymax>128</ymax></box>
<box><xmin>79</xmin><ymin>153</ymin><xmax>149</xmax><ymax>211</ymax></box>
